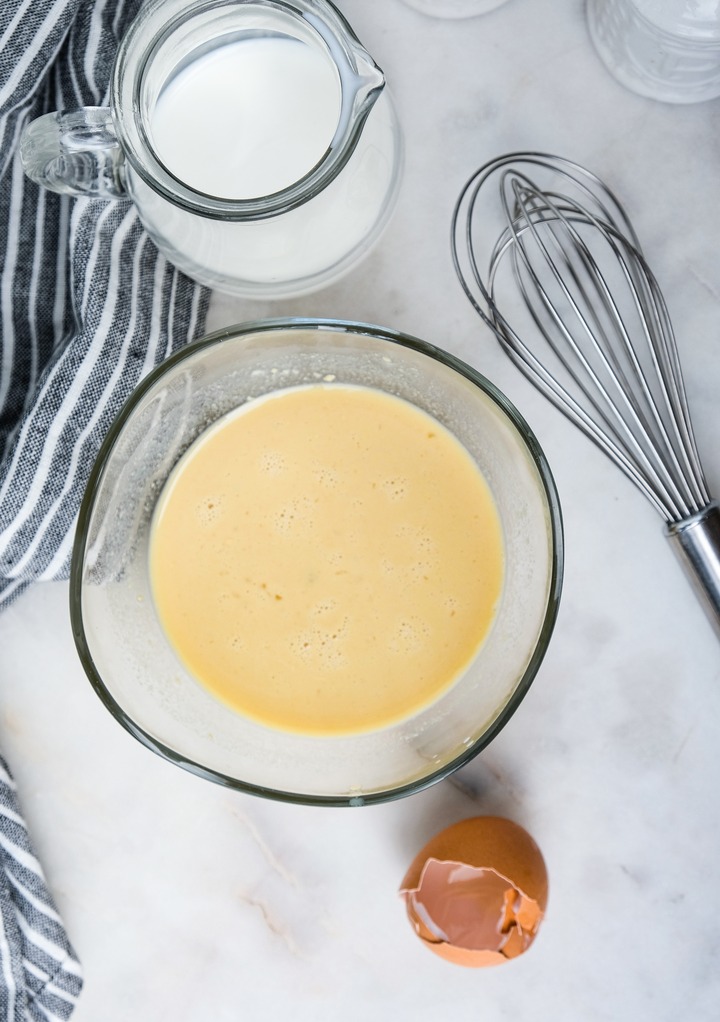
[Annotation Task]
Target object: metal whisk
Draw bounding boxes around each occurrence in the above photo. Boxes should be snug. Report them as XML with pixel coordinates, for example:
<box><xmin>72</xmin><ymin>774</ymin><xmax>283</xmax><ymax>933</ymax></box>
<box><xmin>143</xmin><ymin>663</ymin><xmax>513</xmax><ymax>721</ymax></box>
<box><xmin>451</xmin><ymin>151</ymin><xmax>720</xmax><ymax>637</ymax></box>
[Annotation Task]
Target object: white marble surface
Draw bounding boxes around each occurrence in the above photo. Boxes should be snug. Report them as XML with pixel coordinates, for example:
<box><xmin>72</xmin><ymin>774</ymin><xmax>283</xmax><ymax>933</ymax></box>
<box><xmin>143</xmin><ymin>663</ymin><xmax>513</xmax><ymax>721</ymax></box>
<box><xmin>1</xmin><ymin>0</ymin><xmax>720</xmax><ymax>1018</ymax></box>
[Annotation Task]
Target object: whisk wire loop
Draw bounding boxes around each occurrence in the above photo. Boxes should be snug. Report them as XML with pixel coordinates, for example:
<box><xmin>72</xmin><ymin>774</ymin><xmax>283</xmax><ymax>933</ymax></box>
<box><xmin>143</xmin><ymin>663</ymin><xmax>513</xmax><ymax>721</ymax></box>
<box><xmin>507</xmin><ymin>183</ymin><xmax>660</xmax><ymax>440</ymax></box>
<box><xmin>510</xmin><ymin>186</ymin><xmax>701</xmax><ymax>519</ymax></box>
<box><xmin>484</xmin><ymin>233</ymin><xmax>678</xmax><ymax>519</ymax></box>
<box><xmin>452</xmin><ymin>152</ymin><xmax>711</xmax><ymax>524</ymax></box>
<box><xmin>636</xmin><ymin>266</ymin><xmax>710</xmax><ymax>509</ymax></box>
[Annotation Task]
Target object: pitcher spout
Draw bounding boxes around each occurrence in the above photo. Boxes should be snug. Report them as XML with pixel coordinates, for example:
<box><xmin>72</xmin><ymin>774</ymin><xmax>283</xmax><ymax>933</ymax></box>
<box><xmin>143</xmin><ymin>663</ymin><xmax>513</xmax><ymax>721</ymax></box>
<box><xmin>304</xmin><ymin>9</ymin><xmax>386</xmax><ymax>136</ymax></box>
<box><xmin>355</xmin><ymin>54</ymin><xmax>386</xmax><ymax>109</ymax></box>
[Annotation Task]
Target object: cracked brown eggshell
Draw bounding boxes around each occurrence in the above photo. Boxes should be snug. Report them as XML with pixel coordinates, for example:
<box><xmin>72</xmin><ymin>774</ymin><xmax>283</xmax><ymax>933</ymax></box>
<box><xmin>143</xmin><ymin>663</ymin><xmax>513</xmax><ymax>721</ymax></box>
<box><xmin>399</xmin><ymin>815</ymin><xmax>548</xmax><ymax>967</ymax></box>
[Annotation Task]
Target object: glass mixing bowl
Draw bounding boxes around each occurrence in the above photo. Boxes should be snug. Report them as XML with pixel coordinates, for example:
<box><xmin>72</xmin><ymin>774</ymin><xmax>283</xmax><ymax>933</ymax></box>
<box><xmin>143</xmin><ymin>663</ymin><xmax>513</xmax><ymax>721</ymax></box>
<box><xmin>70</xmin><ymin>319</ymin><xmax>563</xmax><ymax>805</ymax></box>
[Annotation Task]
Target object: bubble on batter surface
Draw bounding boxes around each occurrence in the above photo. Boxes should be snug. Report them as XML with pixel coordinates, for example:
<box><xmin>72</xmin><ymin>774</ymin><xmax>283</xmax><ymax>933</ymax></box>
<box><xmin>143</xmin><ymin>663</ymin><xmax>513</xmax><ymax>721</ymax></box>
<box><xmin>289</xmin><ymin>619</ymin><xmax>350</xmax><ymax>670</ymax></box>
<box><xmin>380</xmin><ymin>476</ymin><xmax>408</xmax><ymax>501</ymax></box>
<box><xmin>195</xmin><ymin>495</ymin><xmax>224</xmax><ymax>525</ymax></box>
<box><xmin>271</xmin><ymin>496</ymin><xmax>318</xmax><ymax>534</ymax></box>
<box><xmin>387</xmin><ymin>616</ymin><xmax>431</xmax><ymax>655</ymax></box>
<box><xmin>259</xmin><ymin>450</ymin><xmax>287</xmax><ymax>475</ymax></box>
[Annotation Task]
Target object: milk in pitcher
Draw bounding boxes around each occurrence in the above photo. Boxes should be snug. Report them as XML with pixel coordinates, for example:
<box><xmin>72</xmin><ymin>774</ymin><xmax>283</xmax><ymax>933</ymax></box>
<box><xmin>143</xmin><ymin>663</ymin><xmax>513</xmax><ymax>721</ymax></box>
<box><xmin>130</xmin><ymin>31</ymin><xmax>401</xmax><ymax>296</ymax></box>
<box><xmin>20</xmin><ymin>0</ymin><xmax>402</xmax><ymax>298</ymax></box>
<box><xmin>151</xmin><ymin>37</ymin><xmax>342</xmax><ymax>199</ymax></box>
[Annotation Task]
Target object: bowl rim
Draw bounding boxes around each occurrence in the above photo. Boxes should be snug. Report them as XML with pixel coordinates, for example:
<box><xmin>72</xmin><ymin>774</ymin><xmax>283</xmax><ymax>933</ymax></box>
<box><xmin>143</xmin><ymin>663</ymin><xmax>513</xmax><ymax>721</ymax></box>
<box><xmin>69</xmin><ymin>317</ymin><xmax>564</xmax><ymax>807</ymax></box>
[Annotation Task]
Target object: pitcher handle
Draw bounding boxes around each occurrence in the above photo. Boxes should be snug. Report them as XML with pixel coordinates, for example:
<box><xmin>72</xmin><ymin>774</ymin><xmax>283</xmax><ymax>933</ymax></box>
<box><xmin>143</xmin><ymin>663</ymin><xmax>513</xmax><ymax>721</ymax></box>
<box><xmin>20</xmin><ymin>107</ymin><xmax>128</xmax><ymax>198</ymax></box>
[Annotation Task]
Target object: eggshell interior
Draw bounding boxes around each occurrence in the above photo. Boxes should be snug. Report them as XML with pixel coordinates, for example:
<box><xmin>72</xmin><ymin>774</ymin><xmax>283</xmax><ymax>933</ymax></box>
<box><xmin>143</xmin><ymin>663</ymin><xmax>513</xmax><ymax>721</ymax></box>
<box><xmin>399</xmin><ymin>816</ymin><xmax>548</xmax><ymax>967</ymax></box>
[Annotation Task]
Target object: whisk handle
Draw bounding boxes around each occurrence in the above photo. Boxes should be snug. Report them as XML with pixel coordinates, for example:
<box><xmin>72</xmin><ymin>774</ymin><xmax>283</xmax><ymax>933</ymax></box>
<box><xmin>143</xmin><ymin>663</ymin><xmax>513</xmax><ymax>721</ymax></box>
<box><xmin>666</xmin><ymin>502</ymin><xmax>720</xmax><ymax>641</ymax></box>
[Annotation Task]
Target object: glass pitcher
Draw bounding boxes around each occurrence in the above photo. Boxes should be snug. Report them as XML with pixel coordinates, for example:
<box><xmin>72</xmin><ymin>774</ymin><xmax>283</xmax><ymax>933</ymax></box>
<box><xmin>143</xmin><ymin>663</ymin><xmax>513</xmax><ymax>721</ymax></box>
<box><xmin>20</xmin><ymin>0</ymin><xmax>403</xmax><ymax>298</ymax></box>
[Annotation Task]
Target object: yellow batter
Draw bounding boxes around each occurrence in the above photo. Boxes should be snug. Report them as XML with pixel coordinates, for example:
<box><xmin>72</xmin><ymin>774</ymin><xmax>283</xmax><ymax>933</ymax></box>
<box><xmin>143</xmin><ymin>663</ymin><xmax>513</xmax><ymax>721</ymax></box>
<box><xmin>149</xmin><ymin>384</ymin><xmax>504</xmax><ymax>735</ymax></box>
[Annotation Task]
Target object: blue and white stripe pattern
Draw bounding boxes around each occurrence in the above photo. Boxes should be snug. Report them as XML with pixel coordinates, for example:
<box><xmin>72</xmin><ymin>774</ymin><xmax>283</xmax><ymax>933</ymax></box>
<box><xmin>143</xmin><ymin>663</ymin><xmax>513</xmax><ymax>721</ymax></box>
<box><xmin>0</xmin><ymin>0</ymin><xmax>211</xmax><ymax>608</ymax></box>
<box><xmin>0</xmin><ymin>0</ymin><xmax>211</xmax><ymax>1014</ymax></box>
<box><xmin>0</xmin><ymin>757</ymin><xmax>82</xmax><ymax>1020</ymax></box>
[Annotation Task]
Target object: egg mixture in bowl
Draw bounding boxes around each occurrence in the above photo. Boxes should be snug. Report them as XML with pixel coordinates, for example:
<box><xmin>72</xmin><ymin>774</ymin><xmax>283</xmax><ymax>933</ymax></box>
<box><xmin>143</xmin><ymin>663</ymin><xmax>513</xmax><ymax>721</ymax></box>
<box><xmin>71</xmin><ymin>319</ymin><xmax>563</xmax><ymax>805</ymax></box>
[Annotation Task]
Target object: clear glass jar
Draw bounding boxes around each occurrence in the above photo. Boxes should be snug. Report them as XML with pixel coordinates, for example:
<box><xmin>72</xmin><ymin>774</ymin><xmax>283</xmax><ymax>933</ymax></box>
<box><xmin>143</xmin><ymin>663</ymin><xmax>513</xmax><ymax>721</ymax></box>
<box><xmin>587</xmin><ymin>0</ymin><xmax>720</xmax><ymax>103</ymax></box>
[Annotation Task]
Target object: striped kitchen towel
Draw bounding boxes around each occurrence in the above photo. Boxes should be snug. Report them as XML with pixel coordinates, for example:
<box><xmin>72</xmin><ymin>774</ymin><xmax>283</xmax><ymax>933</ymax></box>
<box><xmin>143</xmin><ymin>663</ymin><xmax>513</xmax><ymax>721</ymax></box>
<box><xmin>0</xmin><ymin>0</ymin><xmax>211</xmax><ymax>609</ymax></box>
<box><xmin>0</xmin><ymin>758</ymin><xmax>82</xmax><ymax>1021</ymax></box>
<box><xmin>0</xmin><ymin>0</ymin><xmax>211</xmax><ymax>1017</ymax></box>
